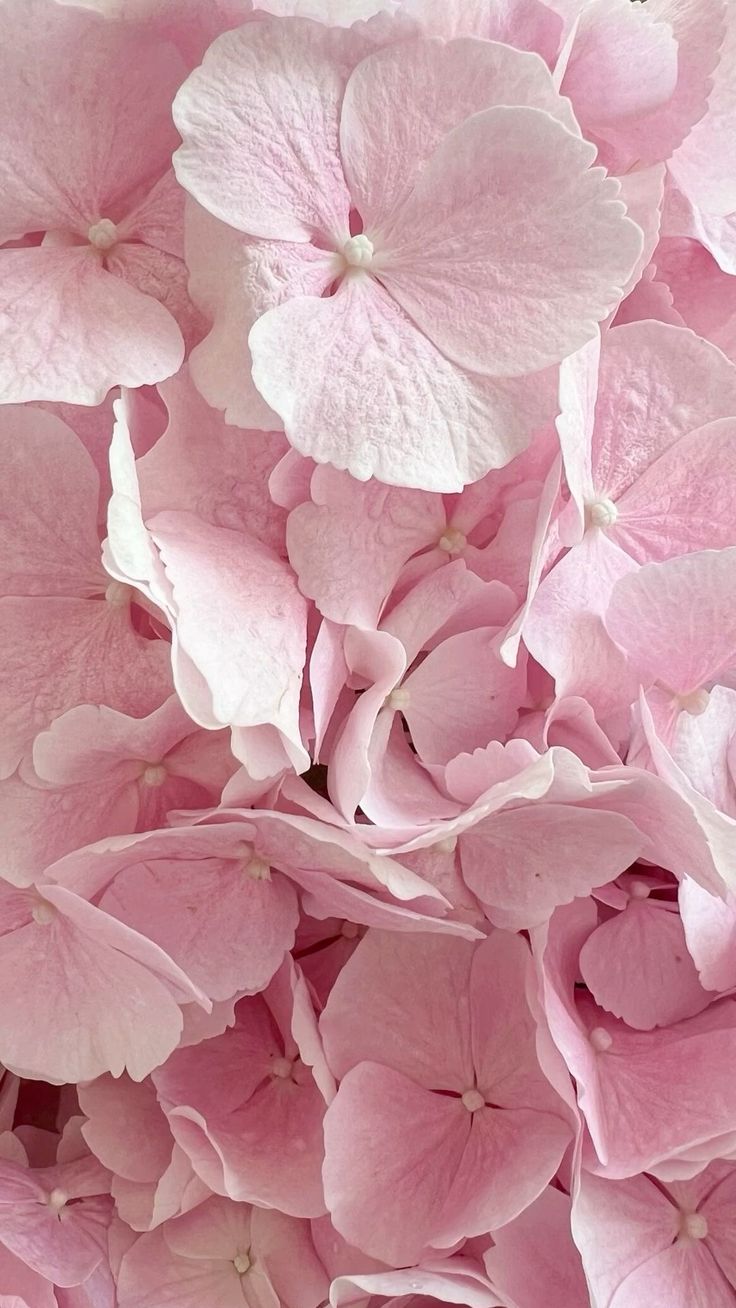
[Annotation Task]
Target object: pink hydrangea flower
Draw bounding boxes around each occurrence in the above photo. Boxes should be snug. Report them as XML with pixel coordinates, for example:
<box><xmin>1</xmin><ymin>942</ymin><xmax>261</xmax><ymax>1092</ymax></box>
<box><xmin>173</xmin><ymin>21</ymin><xmax>642</xmax><ymax>489</ymax></box>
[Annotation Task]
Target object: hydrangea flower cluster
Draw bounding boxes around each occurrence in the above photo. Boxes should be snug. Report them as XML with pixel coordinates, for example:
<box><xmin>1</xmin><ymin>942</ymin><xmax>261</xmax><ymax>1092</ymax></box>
<box><xmin>2</xmin><ymin>0</ymin><xmax>736</xmax><ymax>1303</ymax></box>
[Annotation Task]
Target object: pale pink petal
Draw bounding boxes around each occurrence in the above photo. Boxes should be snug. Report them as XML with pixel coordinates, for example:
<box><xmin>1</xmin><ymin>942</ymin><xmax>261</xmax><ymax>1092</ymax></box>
<box><xmin>287</xmin><ymin>468</ymin><xmax>444</xmax><ymax>627</ymax></box>
<box><xmin>679</xmin><ymin>876</ymin><xmax>736</xmax><ymax>993</ymax></box>
<box><xmin>667</xmin><ymin>0</ymin><xmax>736</xmax><ymax>218</ymax></box>
<box><xmin>591</xmin><ymin>321</ymin><xmax>736</xmax><ymax>503</ymax></box>
<box><xmin>400</xmin><ymin>0</ymin><xmax>562</xmax><ymax>63</ymax></box>
<box><xmin>524</xmin><ymin>528</ymin><xmax>640</xmax><ymax>716</ymax></box>
<box><xmin>0</xmin><ymin>248</ymin><xmax>184</xmax><ymax>405</ymax></box>
<box><xmin>0</xmin><ymin>597</ymin><xmax>171</xmax><ymax>779</ymax></box>
<box><xmin>0</xmin><ymin>0</ymin><xmax>184</xmax><ymax>242</ymax></box>
<box><xmin>340</xmin><ymin>36</ymin><xmax>578</xmax><ymax>230</ymax></box>
<box><xmin>614</xmin><ymin>417</ymin><xmax>736</xmax><ymax>562</ymax></box>
<box><xmin>401</xmin><ymin>629</ymin><xmax>526</xmax><ymax>765</ymax></box>
<box><xmin>559</xmin><ymin>0</ymin><xmax>678</xmax><ymax>172</ymax></box>
<box><xmin>0</xmin><ymin>407</ymin><xmax>101</xmax><ymax>597</ymax></box>
<box><xmin>377</xmin><ymin>107</ymin><xmax>642</xmax><ymax>377</ymax></box>
<box><xmin>173</xmin><ymin>20</ymin><xmax>355</xmax><ymax>242</ymax></box>
<box><xmin>139</xmin><ymin>369</ymin><xmax>288</xmax><ymax>553</ymax></box>
<box><xmin>185</xmin><ymin>203</ymin><xmax>335</xmax><ymax>430</ymax></box>
<box><xmin>149</xmin><ymin>510</ymin><xmax>307</xmax><ymax>755</ymax></box>
<box><xmin>250</xmin><ymin>276</ymin><xmax>554</xmax><ymax>491</ymax></box>
<box><xmin>579</xmin><ymin>898</ymin><xmax>713</xmax><ymax>1029</ymax></box>
<box><xmin>461</xmin><ymin>803</ymin><xmax>645</xmax><ymax>931</ymax></box>
<box><xmin>605</xmin><ymin>548</ymin><xmax>736</xmax><ymax>696</ymax></box>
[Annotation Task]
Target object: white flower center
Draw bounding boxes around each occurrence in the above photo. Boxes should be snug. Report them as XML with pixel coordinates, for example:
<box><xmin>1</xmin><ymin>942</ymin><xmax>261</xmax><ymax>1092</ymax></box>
<box><xmin>342</xmin><ymin>234</ymin><xmax>374</xmax><ymax>269</ymax></box>
<box><xmin>677</xmin><ymin>688</ymin><xmax>710</xmax><ymax>716</ymax></box>
<box><xmin>88</xmin><ymin>218</ymin><xmax>119</xmax><ymax>251</ymax></box>
<box><xmin>47</xmin><ymin>1188</ymin><xmax>68</xmax><ymax>1215</ymax></box>
<box><xmin>243</xmin><ymin>854</ymin><xmax>271</xmax><ymax>881</ymax></box>
<box><xmin>461</xmin><ymin>1088</ymin><xmax>485</xmax><ymax>1113</ymax></box>
<box><xmin>233</xmin><ymin>1251</ymin><xmax>252</xmax><ymax>1275</ymax></box>
<box><xmin>140</xmin><ymin>763</ymin><xmax>167</xmax><ymax>787</ymax></box>
<box><xmin>629</xmin><ymin>879</ymin><xmax>651</xmax><ymax>900</ymax></box>
<box><xmin>32</xmin><ymin>900</ymin><xmax>57</xmax><ymax>926</ymax></box>
<box><xmin>436</xmin><ymin>835</ymin><xmax>458</xmax><ymax>855</ymax></box>
<box><xmin>587</xmin><ymin>498</ymin><xmax>618</xmax><ymax>529</ymax></box>
<box><xmin>105</xmin><ymin>581</ymin><xmax>132</xmax><ymax>608</ymax></box>
<box><xmin>385</xmin><ymin>686</ymin><xmax>410</xmax><ymax>712</ymax></box>
<box><xmin>271</xmin><ymin>1056</ymin><xmax>294</xmax><ymax>1080</ymax></box>
<box><xmin>680</xmin><ymin>1211</ymin><xmax>708</xmax><ymax>1241</ymax></box>
<box><xmin>589</xmin><ymin>1026</ymin><xmax>613</xmax><ymax>1053</ymax></box>
<box><xmin>438</xmin><ymin>527</ymin><xmax>467</xmax><ymax>555</ymax></box>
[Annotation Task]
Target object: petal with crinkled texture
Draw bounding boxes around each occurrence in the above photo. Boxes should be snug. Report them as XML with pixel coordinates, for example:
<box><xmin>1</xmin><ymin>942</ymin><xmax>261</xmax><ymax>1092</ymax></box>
<box><xmin>0</xmin><ymin>885</ymin><xmax>204</xmax><ymax>1083</ymax></box>
<box><xmin>173</xmin><ymin>20</ymin><xmax>356</xmax><ymax>242</ymax></box>
<box><xmin>340</xmin><ymin>36</ymin><xmax>579</xmax><ymax>230</ymax></box>
<box><xmin>0</xmin><ymin>249</ymin><xmax>184</xmax><ymax>405</ymax></box>
<box><xmin>605</xmin><ymin>548</ymin><xmax>736</xmax><ymax>696</ymax></box>
<box><xmin>250</xmin><ymin>276</ymin><xmax>555</xmax><ymax>491</ymax></box>
<box><xmin>0</xmin><ymin>0</ymin><xmax>184</xmax><ymax>243</ymax></box>
<box><xmin>0</xmin><ymin>597</ymin><xmax>171</xmax><ymax>779</ymax></box>
<box><xmin>286</xmin><ymin>468</ymin><xmax>444</xmax><ymax>627</ymax></box>
<box><xmin>377</xmin><ymin>107</ymin><xmax>641</xmax><ymax>377</ymax></box>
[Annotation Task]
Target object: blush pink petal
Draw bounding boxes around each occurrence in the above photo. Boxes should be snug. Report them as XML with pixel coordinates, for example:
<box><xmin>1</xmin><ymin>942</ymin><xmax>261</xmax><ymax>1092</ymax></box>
<box><xmin>79</xmin><ymin>1077</ymin><xmax>172</xmax><ymax>1187</ymax></box>
<box><xmin>483</xmin><ymin>1186</ymin><xmax>589</xmax><ymax>1308</ymax></box>
<box><xmin>0</xmin><ymin>248</ymin><xmax>184</xmax><ymax>405</ymax></box>
<box><xmin>579</xmin><ymin>897</ymin><xmax>713</xmax><ymax>1029</ymax></box>
<box><xmin>0</xmin><ymin>1245</ymin><xmax>56</xmax><ymax>1308</ymax></box>
<box><xmin>172</xmin><ymin>20</ymin><xmax>357</xmax><ymax>242</ymax></box>
<box><xmin>538</xmin><ymin>900</ymin><xmax>736</xmax><ymax>1177</ymax></box>
<box><xmin>605</xmin><ymin>548</ymin><xmax>736</xmax><ymax>698</ymax></box>
<box><xmin>153</xmin><ymin>980</ymin><xmax>327</xmax><ymax>1216</ymax></box>
<box><xmin>287</xmin><ymin>468</ymin><xmax>445</xmax><ymax>628</ymax></box>
<box><xmin>0</xmin><ymin>597</ymin><xmax>171</xmax><ymax>782</ymax></box>
<box><xmin>0</xmin><ymin>883</ymin><xmax>206</xmax><ymax>1083</ymax></box>
<box><xmin>322</xmin><ymin>931</ymin><xmax>569</xmax><ymax>1263</ymax></box>
<box><xmin>460</xmin><ymin>803</ymin><xmax>645</xmax><ymax>931</ymax></box>
<box><xmin>339</xmin><ymin>36</ymin><xmax>579</xmax><ymax>230</ymax></box>
<box><xmin>0</xmin><ymin>1153</ymin><xmax>111</xmax><ymax>1288</ymax></box>
<box><xmin>98</xmin><ymin>847</ymin><xmax>298</xmax><ymax>1002</ymax></box>
<box><xmin>330</xmin><ymin>1260</ymin><xmax>500</xmax><ymax>1308</ymax></box>
<box><xmin>376</xmin><ymin>106</ymin><xmax>642</xmax><ymax>378</ymax></box>
<box><xmin>250</xmin><ymin>275</ymin><xmax>554</xmax><ymax>491</ymax></box>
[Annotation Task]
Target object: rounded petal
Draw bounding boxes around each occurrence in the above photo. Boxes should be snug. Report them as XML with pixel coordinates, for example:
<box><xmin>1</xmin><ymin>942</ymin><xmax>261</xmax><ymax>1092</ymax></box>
<box><xmin>377</xmin><ymin>107</ymin><xmax>643</xmax><ymax>377</ymax></box>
